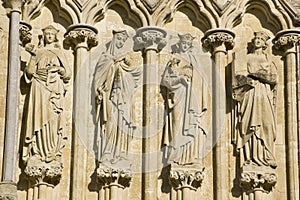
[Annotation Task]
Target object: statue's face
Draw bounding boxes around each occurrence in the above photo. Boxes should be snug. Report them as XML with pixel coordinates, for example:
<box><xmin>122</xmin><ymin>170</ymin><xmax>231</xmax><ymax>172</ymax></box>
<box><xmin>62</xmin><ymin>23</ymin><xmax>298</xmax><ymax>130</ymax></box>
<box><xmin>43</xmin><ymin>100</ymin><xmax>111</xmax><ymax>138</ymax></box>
<box><xmin>179</xmin><ymin>40</ymin><xmax>192</xmax><ymax>52</ymax></box>
<box><xmin>44</xmin><ymin>30</ymin><xmax>57</xmax><ymax>44</ymax></box>
<box><xmin>253</xmin><ymin>36</ymin><xmax>266</xmax><ymax>49</ymax></box>
<box><xmin>115</xmin><ymin>33</ymin><xmax>127</xmax><ymax>49</ymax></box>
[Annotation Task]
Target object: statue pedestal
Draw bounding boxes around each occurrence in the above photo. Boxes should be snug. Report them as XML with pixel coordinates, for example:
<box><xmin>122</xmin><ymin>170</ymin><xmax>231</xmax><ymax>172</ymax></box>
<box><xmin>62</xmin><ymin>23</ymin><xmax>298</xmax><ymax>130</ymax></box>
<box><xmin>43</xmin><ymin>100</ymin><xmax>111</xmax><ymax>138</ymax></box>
<box><xmin>240</xmin><ymin>164</ymin><xmax>277</xmax><ymax>195</ymax></box>
<box><xmin>169</xmin><ymin>164</ymin><xmax>204</xmax><ymax>199</ymax></box>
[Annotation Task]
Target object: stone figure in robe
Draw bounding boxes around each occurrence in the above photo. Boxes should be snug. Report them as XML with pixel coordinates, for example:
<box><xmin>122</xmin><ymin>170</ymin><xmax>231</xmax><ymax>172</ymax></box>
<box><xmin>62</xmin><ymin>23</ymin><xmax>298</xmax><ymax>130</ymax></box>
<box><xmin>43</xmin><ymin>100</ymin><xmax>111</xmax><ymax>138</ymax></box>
<box><xmin>234</xmin><ymin>31</ymin><xmax>277</xmax><ymax>168</ymax></box>
<box><xmin>94</xmin><ymin>30</ymin><xmax>141</xmax><ymax>168</ymax></box>
<box><xmin>23</xmin><ymin>25</ymin><xmax>71</xmax><ymax>164</ymax></box>
<box><xmin>162</xmin><ymin>33</ymin><xmax>208</xmax><ymax>166</ymax></box>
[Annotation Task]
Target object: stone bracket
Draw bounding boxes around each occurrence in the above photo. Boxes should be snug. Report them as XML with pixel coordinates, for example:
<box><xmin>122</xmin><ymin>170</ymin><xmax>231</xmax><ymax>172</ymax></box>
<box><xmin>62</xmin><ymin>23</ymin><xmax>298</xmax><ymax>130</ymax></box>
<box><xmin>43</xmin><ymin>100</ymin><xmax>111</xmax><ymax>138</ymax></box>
<box><xmin>97</xmin><ymin>164</ymin><xmax>132</xmax><ymax>188</ymax></box>
<box><xmin>169</xmin><ymin>166</ymin><xmax>205</xmax><ymax>191</ymax></box>
<box><xmin>240</xmin><ymin>166</ymin><xmax>277</xmax><ymax>194</ymax></box>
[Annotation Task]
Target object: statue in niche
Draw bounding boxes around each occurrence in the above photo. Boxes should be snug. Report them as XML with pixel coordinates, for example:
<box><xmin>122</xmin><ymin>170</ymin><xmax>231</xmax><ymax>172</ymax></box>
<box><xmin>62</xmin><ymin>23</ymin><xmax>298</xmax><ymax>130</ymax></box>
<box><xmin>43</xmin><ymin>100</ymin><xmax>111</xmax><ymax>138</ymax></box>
<box><xmin>94</xmin><ymin>29</ymin><xmax>141</xmax><ymax>168</ymax></box>
<box><xmin>162</xmin><ymin>33</ymin><xmax>208</xmax><ymax>166</ymax></box>
<box><xmin>233</xmin><ymin>31</ymin><xmax>277</xmax><ymax>169</ymax></box>
<box><xmin>22</xmin><ymin>25</ymin><xmax>71</xmax><ymax>167</ymax></box>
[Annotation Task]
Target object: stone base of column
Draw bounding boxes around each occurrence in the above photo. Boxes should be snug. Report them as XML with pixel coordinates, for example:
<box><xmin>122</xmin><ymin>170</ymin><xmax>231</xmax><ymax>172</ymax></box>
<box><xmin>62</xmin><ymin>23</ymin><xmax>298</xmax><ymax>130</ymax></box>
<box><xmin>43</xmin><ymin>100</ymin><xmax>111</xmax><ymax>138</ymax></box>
<box><xmin>0</xmin><ymin>181</ymin><xmax>17</xmax><ymax>200</ymax></box>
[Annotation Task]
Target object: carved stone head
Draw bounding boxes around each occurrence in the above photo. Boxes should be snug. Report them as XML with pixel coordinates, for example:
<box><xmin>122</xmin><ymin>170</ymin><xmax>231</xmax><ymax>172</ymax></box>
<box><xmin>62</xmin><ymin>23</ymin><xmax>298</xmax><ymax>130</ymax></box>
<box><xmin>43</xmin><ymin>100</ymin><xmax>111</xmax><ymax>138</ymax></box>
<box><xmin>178</xmin><ymin>33</ymin><xmax>195</xmax><ymax>53</ymax></box>
<box><xmin>42</xmin><ymin>25</ymin><xmax>59</xmax><ymax>45</ymax></box>
<box><xmin>252</xmin><ymin>31</ymin><xmax>270</xmax><ymax>50</ymax></box>
<box><xmin>113</xmin><ymin>29</ymin><xmax>129</xmax><ymax>49</ymax></box>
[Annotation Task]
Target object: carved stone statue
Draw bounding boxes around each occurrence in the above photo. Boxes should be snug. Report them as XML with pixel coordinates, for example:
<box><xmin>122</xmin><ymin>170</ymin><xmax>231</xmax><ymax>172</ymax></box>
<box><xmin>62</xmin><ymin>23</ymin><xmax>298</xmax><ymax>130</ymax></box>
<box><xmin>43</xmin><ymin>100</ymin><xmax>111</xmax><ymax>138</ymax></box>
<box><xmin>94</xmin><ymin>29</ymin><xmax>141</xmax><ymax>169</ymax></box>
<box><xmin>22</xmin><ymin>25</ymin><xmax>71</xmax><ymax>185</ymax></box>
<box><xmin>162</xmin><ymin>33</ymin><xmax>208</xmax><ymax>166</ymax></box>
<box><xmin>233</xmin><ymin>31</ymin><xmax>277</xmax><ymax>169</ymax></box>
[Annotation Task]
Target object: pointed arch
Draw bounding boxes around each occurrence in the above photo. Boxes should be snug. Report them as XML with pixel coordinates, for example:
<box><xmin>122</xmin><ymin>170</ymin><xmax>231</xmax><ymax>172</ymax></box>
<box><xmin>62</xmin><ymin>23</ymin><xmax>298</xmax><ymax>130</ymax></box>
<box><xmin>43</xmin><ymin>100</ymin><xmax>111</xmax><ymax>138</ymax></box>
<box><xmin>26</xmin><ymin>0</ymin><xmax>79</xmax><ymax>27</ymax></box>
<box><xmin>228</xmin><ymin>0</ymin><xmax>291</xmax><ymax>32</ymax></box>
<box><xmin>157</xmin><ymin>0</ymin><xmax>218</xmax><ymax>32</ymax></box>
<box><xmin>44</xmin><ymin>0</ymin><xmax>79</xmax><ymax>28</ymax></box>
<box><xmin>85</xmin><ymin>0</ymin><xmax>147</xmax><ymax>28</ymax></box>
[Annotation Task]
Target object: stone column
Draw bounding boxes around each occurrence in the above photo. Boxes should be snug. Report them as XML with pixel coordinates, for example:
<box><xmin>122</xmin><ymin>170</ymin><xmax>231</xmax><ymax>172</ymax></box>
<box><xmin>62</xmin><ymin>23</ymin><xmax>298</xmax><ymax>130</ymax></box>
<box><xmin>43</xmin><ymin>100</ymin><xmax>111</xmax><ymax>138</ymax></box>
<box><xmin>202</xmin><ymin>29</ymin><xmax>235</xmax><ymax>200</ymax></box>
<box><xmin>134</xmin><ymin>27</ymin><xmax>167</xmax><ymax>200</ymax></box>
<box><xmin>0</xmin><ymin>0</ymin><xmax>22</xmax><ymax>199</ymax></box>
<box><xmin>273</xmin><ymin>29</ymin><xmax>300</xmax><ymax>200</ymax></box>
<box><xmin>64</xmin><ymin>24</ymin><xmax>98</xmax><ymax>200</ymax></box>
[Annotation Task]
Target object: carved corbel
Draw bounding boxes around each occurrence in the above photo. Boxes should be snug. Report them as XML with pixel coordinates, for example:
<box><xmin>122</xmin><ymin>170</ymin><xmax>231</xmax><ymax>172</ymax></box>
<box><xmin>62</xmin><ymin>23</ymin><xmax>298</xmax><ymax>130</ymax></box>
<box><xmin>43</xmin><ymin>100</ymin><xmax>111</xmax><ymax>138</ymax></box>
<box><xmin>240</xmin><ymin>168</ymin><xmax>277</xmax><ymax>194</ymax></box>
<box><xmin>169</xmin><ymin>167</ymin><xmax>205</xmax><ymax>191</ymax></box>
<box><xmin>24</xmin><ymin>158</ymin><xmax>63</xmax><ymax>187</ymax></box>
<box><xmin>240</xmin><ymin>172</ymin><xmax>277</xmax><ymax>194</ymax></box>
<box><xmin>97</xmin><ymin>165</ymin><xmax>132</xmax><ymax>189</ymax></box>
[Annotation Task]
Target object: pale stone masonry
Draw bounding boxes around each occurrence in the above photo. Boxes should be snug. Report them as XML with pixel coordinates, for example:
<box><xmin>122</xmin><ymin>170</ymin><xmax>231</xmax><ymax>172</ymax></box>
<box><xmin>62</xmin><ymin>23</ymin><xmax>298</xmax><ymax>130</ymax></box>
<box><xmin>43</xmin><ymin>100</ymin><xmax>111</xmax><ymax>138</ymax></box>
<box><xmin>0</xmin><ymin>0</ymin><xmax>300</xmax><ymax>200</ymax></box>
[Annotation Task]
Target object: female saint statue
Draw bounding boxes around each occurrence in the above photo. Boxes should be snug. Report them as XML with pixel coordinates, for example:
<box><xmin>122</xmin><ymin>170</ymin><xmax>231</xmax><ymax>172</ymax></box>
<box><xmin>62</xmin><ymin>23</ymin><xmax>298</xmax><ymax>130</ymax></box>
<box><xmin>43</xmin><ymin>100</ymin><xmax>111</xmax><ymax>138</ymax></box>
<box><xmin>23</xmin><ymin>25</ymin><xmax>71</xmax><ymax>164</ymax></box>
<box><xmin>234</xmin><ymin>31</ymin><xmax>277</xmax><ymax>168</ymax></box>
<box><xmin>94</xmin><ymin>30</ymin><xmax>141</xmax><ymax>167</ymax></box>
<box><xmin>162</xmin><ymin>33</ymin><xmax>208</xmax><ymax>166</ymax></box>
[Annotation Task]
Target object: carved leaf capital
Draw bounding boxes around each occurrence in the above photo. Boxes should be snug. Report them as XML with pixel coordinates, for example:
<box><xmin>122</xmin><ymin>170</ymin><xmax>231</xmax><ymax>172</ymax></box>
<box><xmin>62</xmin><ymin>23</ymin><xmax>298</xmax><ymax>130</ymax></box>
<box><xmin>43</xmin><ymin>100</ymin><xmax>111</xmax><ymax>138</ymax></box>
<box><xmin>169</xmin><ymin>167</ymin><xmax>204</xmax><ymax>190</ymax></box>
<box><xmin>97</xmin><ymin>165</ymin><xmax>132</xmax><ymax>188</ymax></box>
<box><xmin>64</xmin><ymin>24</ymin><xmax>98</xmax><ymax>51</ymax></box>
<box><xmin>134</xmin><ymin>27</ymin><xmax>167</xmax><ymax>52</ymax></box>
<box><xmin>24</xmin><ymin>157</ymin><xmax>63</xmax><ymax>187</ymax></box>
<box><xmin>240</xmin><ymin>171</ymin><xmax>277</xmax><ymax>194</ymax></box>
<box><xmin>273</xmin><ymin>29</ymin><xmax>300</xmax><ymax>52</ymax></box>
<box><xmin>202</xmin><ymin>29</ymin><xmax>235</xmax><ymax>53</ymax></box>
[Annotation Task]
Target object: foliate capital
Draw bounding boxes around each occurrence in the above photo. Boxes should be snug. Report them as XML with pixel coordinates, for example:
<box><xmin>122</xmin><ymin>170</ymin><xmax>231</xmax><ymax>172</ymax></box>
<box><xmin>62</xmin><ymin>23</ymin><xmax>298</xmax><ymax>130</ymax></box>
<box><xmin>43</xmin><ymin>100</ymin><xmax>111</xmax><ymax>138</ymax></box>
<box><xmin>134</xmin><ymin>27</ymin><xmax>167</xmax><ymax>52</ymax></box>
<box><xmin>240</xmin><ymin>166</ymin><xmax>277</xmax><ymax>194</ymax></box>
<box><xmin>202</xmin><ymin>29</ymin><xmax>235</xmax><ymax>53</ymax></box>
<box><xmin>97</xmin><ymin>165</ymin><xmax>132</xmax><ymax>188</ymax></box>
<box><xmin>169</xmin><ymin>166</ymin><xmax>205</xmax><ymax>191</ymax></box>
<box><xmin>273</xmin><ymin>29</ymin><xmax>300</xmax><ymax>52</ymax></box>
<box><xmin>24</xmin><ymin>157</ymin><xmax>63</xmax><ymax>187</ymax></box>
<box><xmin>64</xmin><ymin>24</ymin><xmax>98</xmax><ymax>51</ymax></box>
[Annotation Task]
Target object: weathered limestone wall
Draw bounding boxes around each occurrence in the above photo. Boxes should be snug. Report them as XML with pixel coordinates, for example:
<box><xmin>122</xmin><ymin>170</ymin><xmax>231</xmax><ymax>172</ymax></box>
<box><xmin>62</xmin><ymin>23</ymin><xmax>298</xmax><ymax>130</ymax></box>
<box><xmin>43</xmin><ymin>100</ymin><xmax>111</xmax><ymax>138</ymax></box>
<box><xmin>0</xmin><ymin>0</ymin><xmax>299</xmax><ymax>200</ymax></box>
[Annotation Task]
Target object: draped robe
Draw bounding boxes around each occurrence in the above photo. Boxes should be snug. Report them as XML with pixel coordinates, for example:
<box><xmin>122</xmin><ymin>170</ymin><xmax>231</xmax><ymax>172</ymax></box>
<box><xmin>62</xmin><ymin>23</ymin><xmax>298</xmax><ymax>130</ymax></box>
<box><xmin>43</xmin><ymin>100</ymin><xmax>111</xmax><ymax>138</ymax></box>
<box><xmin>237</xmin><ymin>53</ymin><xmax>277</xmax><ymax>168</ymax></box>
<box><xmin>23</xmin><ymin>47</ymin><xmax>71</xmax><ymax>163</ymax></box>
<box><xmin>94</xmin><ymin>39</ymin><xmax>141</xmax><ymax>166</ymax></box>
<box><xmin>162</xmin><ymin>47</ymin><xmax>208</xmax><ymax>166</ymax></box>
